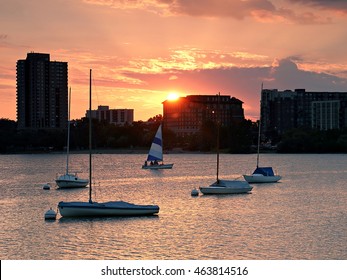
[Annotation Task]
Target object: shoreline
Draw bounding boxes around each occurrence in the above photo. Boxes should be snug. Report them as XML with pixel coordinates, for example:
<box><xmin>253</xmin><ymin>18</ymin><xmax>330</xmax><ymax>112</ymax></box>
<box><xmin>2</xmin><ymin>149</ymin><xmax>346</xmax><ymax>155</ymax></box>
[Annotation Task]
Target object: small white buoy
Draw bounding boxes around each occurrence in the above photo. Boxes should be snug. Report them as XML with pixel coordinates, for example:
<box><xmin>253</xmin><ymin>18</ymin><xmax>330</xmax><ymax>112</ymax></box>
<box><xmin>43</xmin><ymin>183</ymin><xmax>51</xmax><ymax>190</ymax></box>
<box><xmin>191</xmin><ymin>188</ymin><xmax>199</xmax><ymax>196</ymax></box>
<box><xmin>44</xmin><ymin>208</ymin><xmax>57</xmax><ymax>220</ymax></box>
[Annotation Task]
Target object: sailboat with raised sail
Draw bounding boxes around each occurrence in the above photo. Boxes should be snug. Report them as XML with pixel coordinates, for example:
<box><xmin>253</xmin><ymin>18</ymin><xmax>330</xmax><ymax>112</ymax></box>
<box><xmin>199</xmin><ymin>93</ymin><xmax>252</xmax><ymax>195</ymax></box>
<box><xmin>142</xmin><ymin>124</ymin><xmax>173</xmax><ymax>169</ymax></box>
<box><xmin>58</xmin><ymin>69</ymin><xmax>159</xmax><ymax>217</ymax></box>
<box><xmin>56</xmin><ymin>88</ymin><xmax>89</xmax><ymax>188</ymax></box>
<box><xmin>243</xmin><ymin>84</ymin><xmax>281</xmax><ymax>183</ymax></box>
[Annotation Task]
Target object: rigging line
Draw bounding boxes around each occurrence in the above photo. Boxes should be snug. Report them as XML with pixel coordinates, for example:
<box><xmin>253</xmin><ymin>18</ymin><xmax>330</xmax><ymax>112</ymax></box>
<box><xmin>91</xmin><ymin>72</ymin><xmax>100</xmax><ymax>108</ymax></box>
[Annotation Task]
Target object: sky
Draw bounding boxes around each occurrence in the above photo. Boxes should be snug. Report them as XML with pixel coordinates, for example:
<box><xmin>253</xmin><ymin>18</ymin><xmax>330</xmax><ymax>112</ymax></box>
<box><xmin>1</xmin><ymin>0</ymin><xmax>347</xmax><ymax>121</ymax></box>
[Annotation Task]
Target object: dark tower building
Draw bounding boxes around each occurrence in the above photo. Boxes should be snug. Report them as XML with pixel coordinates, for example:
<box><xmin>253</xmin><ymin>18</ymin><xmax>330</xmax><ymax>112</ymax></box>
<box><xmin>16</xmin><ymin>53</ymin><xmax>68</xmax><ymax>129</ymax></box>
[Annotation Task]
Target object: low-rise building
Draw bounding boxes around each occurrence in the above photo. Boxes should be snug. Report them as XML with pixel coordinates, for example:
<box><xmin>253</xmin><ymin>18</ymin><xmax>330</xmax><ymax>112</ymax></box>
<box><xmin>86</xmin><ymin>106</ymin><xmax>133</xmax><ymax>125</ymax></box>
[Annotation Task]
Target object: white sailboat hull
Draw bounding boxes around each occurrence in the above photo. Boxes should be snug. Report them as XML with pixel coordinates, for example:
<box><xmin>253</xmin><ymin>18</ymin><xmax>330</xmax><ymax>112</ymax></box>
<box><xmin>56</xmin><ymin>174</ymin><xmax>89</xmax><ymax>188</ymax></box>
<box><xmin>58</xmin><ymin>201</ymin><xmax>159</xmax><ymax>217</ymax></box>
<box><xmin>200</xmin><ymin>179</ymin><xmax>252</xmax><ymax>194</ymax></box>
<box><xmin>142</xmin><ymin>163</ymin><xmax>173</xmax><ymax>170</ymax></box>
<box><xmin>243</xmin><ymin>174</ymin><xmax>281</xmax><ymax>183</ymax></box>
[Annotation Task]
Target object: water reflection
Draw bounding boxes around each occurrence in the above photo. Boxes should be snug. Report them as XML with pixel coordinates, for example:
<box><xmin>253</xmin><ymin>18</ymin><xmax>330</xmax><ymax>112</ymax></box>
<box><xmin>58</xmin><ymin>215</ymin><xmax>159</xmax><ymax>224</ymax></box>
<box><xmin>0</xmin><ymin>153</ymin><xmax>346</xmax><ymax>259</ymax></box>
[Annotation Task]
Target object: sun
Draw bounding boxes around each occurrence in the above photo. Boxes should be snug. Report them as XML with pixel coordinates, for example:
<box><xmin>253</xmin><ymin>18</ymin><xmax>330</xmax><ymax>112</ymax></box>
<box><xmin>166</xmin><ymin>92</ymin><xmax>180</xmax><ymax>101</ymax></box>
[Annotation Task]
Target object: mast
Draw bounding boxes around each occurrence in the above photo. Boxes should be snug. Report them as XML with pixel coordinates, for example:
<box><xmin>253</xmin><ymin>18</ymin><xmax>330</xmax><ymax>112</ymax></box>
<box><xmin>256</xmin><ymin>83</ymin><xmax>263</xmax><ymax>168</ymax></box>
<box><xmin>66</xmin><ymin>87</ymin><xmax>71</xmax><ymax>174</ymax></box>
<box><xmin>159</xmin><ymin>123</ymin><xmax>163</xmax><ymax>162</ymax></box>
<box><xmin>216</xmin><ymin>92</ymin><xmax>220</xmax><ymax>182</ymax></box>
<box><xmin>89</xmin><ymin>69</ymin><xmax>92</xmax><ymax>203</ymax></box>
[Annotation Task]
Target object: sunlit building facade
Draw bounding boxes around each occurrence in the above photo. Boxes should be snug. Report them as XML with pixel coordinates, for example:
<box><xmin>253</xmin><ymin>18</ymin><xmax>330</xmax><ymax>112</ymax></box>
<box><xmin>162</xmin><ymin>95</ymin><xmax>245</xmax><ymax>136</ymax></box>
<box><xmin>261</xmin><ymin>89</ymin><xmax>347</xmax><ymax>137</ymax></box>
<box><xmin>16</xmin><ymin>52</ymin><xmax>68</xmax><ymax>129</ymax></box>
<box><xmin>86</xmin><ymin>106</ymin><xmax>134</xmax><ymax>125</ymax></box>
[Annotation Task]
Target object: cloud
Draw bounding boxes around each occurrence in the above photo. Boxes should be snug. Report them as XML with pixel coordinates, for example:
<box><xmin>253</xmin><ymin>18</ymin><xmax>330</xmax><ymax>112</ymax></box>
<box><xmin>165</xmin><ymin>0</ymin><xmax>334</xmax><ymax>23</ymax></box>
<box><xmin>84</xmin><ymin>0</ymin><xmax>277</xmax><ymax>19</ymax></box>
<box><xmin>288</xmin><ymin>0</ymin><xmax>347</xmax><ymax>12</ymax></box>
<box><xmin>3</xmin><ymin>50</ymin><xmax>346</xmax><ymax>121</ymax></box>
<box><xmin>268</xmin><ymin>58</ymin><xmax>347</xmax><ymax>90</ymax></box>
<box><xmin>165</xmin><ymin>0</ymin><xmax>277</xmax><ymax>20</ymax></box>
<box><xmin>83</xmin><ymin>0</ymin><xmax>336</xmax><ymax>23</ymax></box>
<box><xmin>127</xmin><ymin>48</ymin><xmax>269</xmax><ymax>74</ymax></box>
<box><xmin>68</xmin><ymin>46</ymin><xmax>346</xmax><ymax>97</ymax></box>
<box><xmin>118</xmin><ymin>57</ymin><xmax>347</xmax><ymax>119</ymax></box>
<box><xmin>169</xmin><ymin>75</ymin><xmax>178</xmax><ymax>80</ymax></box>
<box><xmin>131</xmin><ymin>57</ymin><xmax>346</xmax><ymax>92</ymax></box>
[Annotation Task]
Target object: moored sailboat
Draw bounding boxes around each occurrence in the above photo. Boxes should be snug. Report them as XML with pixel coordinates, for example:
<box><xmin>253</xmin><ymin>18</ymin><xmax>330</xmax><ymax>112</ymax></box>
<box><xmin>56</xmin><ymin>88</ymin><xmax>89</xmax><ymax>189</ymax></box>
<box><xmin>243</xmin><ymin>84</ymin><xmax>281</xmax><ymax>183</ymax></box>
<box><xmin>199</xmin><ymin>93</ymin><xmax>252</xmax><ymax>195</ymax></box>
<box><xmin>58</xmin><ymin>70</ymin><xmax>159</xmax><ymax>217</ymax></box>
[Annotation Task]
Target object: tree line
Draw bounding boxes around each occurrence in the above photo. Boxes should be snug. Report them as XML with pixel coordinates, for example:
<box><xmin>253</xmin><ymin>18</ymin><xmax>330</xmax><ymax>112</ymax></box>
<box><xmin>277</xmin><ymin>127</ymin><xmax>347</xmax><ymax>153</ymax></box>
<box><xmin>0</xmin><ymin>117</ymin><xmax>255</xmax><ymax>153</ymax></box>
<box><xmin>1</xmin><ymin>117</ymin><xmax>347</xmax><ymax>153</ymax></box>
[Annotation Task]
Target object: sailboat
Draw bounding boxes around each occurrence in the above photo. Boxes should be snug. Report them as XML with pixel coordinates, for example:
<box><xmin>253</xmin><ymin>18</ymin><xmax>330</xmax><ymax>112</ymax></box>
<box><xmin>243</xmin><ymin>85</ymin><xmax>281</xmax><ymax>183</ymax></box>
<box><xmin>58</xmin><ymin>69</ymin><xmax>159</xmax><ymax>217</ymax></box>
<box><xmin>199</xmin><ymin>93</ymin><xmax>252</xmax><ymax>195</ymax></box>
<box><xmin>142</xmin><ymin>124</ymin><xmax>173</xmax><ymax>170</ymax></box>
<box><xmin>56</xmin><ymin>88</ymin><xmax>89</xmax><ymax>188</ymax></box>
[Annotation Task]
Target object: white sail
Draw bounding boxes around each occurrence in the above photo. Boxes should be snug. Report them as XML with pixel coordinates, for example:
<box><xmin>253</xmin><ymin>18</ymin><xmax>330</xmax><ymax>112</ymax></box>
<box><xmin>142</xmin><ymin>124</ymin><xmax>173</xmax><ymax>169</ymax></box>
<box><xmin>147</xmin><ymin>124</ymin><xmax>163</xmax><ymax>161</ymax></box>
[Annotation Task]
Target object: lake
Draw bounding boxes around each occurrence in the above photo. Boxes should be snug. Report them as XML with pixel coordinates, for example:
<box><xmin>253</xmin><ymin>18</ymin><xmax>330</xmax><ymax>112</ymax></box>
<box><xmin>0</xmin><ymin>153</ymin><xmax>346</xmax><ymax>259</ymax></box>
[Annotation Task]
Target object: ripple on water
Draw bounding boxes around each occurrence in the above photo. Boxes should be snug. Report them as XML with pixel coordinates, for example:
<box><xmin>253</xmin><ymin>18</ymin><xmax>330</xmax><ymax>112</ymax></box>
<box><xmin>0</xmin><ymin>153</ymin><xmax>346</xmax><ymax>259</ymax></box>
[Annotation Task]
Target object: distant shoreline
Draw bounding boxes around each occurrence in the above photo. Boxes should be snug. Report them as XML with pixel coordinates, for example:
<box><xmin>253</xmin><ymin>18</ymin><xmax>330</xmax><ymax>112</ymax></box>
<box><xmin>1</xmin><ymin>148</ymin><xmax>211</xmax><ymax>155</ymax></box>
<box><xmin>50</xmin><ymin>148</ymin><xmax>216</xmax><ymax>155</ymax></box>
<box><xmin>3</xmin><ymin>148</ymin><xmax>318</xmax><ymax>155</ymax></box>
<box><xmin>2</xmin><ymin>149</ymin><xmax>346</xmax><ymax>155</ymax></box>
<box><xmin>1</xmin><ymin>147</ymin><xmax>232</xmax><ymax>155</ymax></box>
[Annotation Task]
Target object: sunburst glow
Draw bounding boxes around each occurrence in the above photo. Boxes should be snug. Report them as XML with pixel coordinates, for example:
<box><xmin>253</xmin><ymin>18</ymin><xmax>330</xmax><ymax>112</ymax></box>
<box><xmin>166</xmin><ymin>92</ymin><xmax>180</xmax><ymax>101</ymax></box>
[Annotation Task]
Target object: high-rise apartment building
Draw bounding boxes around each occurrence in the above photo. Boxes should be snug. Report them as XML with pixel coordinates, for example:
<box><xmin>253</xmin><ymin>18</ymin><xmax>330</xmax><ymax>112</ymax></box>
<box><xmin>16</xmin><ymin>52</ymin><xmax>68</xmax><ymax>129</ymax></box>
<box><xmin>261</xmin><ymin>89</ymin><xmax>347</xmax><ymax>138</ymax></box>
<box><xmin>86</xmin><ymin>106</ymin><xmax>134</xmax><ymax>125</ymax></box>
<box><xmin>163</xmin><ymin>95</ymin><xmax>245</xmax><ymax>136</ymax></box>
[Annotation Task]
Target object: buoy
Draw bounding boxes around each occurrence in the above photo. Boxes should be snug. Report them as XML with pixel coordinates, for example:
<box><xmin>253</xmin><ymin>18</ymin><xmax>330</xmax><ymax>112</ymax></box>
<box><xmin>44</xmin><ymin>208</ymin><xmax>57</xmax><ymax>220</ymax></box>
<box><xmin>43</xmin><ymin>183</ymin><xmax>51</xmax><ymax>190</ymax></box>
<box><xmin>191</xmin><ymin>188</ymin><xmax>199</xmax><ymax>196</ymax></box>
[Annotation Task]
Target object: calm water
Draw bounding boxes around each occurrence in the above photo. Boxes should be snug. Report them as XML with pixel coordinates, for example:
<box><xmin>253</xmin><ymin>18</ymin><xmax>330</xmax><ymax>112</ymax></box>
<box><xmin>0</xmin><ymin>153</ymin><xmax>346</xmax><ymax>260</ymax></box>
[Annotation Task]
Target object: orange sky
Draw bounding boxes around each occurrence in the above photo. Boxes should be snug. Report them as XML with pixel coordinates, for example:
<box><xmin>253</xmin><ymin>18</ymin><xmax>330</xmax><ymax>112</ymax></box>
<box><xmin>1</xmin><ymin>0</ymin><xmax>347</xmax><ymax>121</ymax></box>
